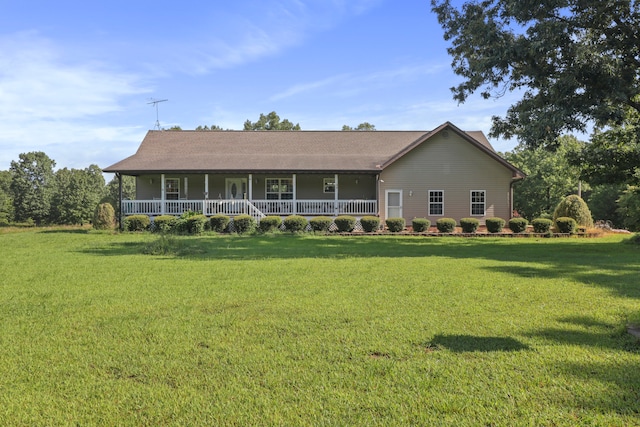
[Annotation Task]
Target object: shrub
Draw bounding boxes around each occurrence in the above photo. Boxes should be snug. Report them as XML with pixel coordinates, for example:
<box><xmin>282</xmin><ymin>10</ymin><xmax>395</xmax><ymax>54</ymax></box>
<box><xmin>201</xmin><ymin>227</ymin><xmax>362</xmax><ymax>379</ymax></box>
<box><xmin>152</xmin><ymin>215</ymin><xmax>176</xmax><ymax>233</ymax></box>
<box><xmin>283</xmin><ymin>215</ymin><xmax>308</xmax><ymax>233</ymax></box>
<box><xmin>436</xmin><ymin>218</ymin><xmax>456</xmax><ymax>233</ymax></box>
<box><xmin>210</xmin><ymin>214</ymin><xmax>230</xmax><ymax>233</ymax></box>
<box><xmin>334</xmin><ymin>215</ymin><xmax>356</xmax><ymax>233</ymax></box>
<box><xmin>485</xmin><ymin>217</ymin><xmax>505</xmax><ymax>233</ymax></box>
<box><xmin>233</xmin><ymin>214</ymin><xmax>255</xmax><ymax>234</ymax></box>
<box><xmin>412</xmin><ymin>218</ymin><xmax>431</xmax><ymax>233</ymax></box>
<box><xmin>93</xmin><ymin>203</ymin><xmax>115</xmax><ymax>230</ymax></box>
<box><xmin>508</xmin><ymin>217</ymin><xmax>529</xmax><ymax>233</ymax></box>
<box><xmin>124</xmin><ymin>214</ymin><xmax>150</xmax><ymax>232</ymax></box>
<box><xmin>555</xmin><ymin>216</ymin><xmax>577</xmax><ymax>234</ymax></box>
<box><xmin>187</xmin><ymin>214</ymin><xmax>208</xmax><ymax>234</ymax></box>
<box><xmin>460</xmin><ymin>217</ymin><xmax>480</xmax><ymax>233</ymax></box>
<box><xmin>385</xmin><ymin>217</ymin><xmax>405</xmax><ymax>232</ymax></box>
<box><xmin>553</xmin><ymin>194</ymin><xmax>594</xmax><ymax>228</ymax></box>
<box><xmin>309</xmin><ymin>216</ymin><xmax>332</xmax><ymax>233</ymax></box>
<box><xmin>259</xmin><ymin>216</ymin><xmax>282</xmax><ymax>233</ymax></box>
<box><xmin>532</xmin><ymin>218</ymin><xmax>553</xmax><ymax>234</ymax></box>
<box><xmin>361</xmin><ymin>216</ymin><xmax>381</xmax><ymax>233</ymax></box>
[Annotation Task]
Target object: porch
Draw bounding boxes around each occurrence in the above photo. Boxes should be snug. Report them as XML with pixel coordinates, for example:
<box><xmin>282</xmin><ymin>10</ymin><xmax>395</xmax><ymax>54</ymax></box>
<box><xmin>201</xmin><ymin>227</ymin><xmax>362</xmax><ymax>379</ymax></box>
<box><xmin>122</xmin><ymin>199</ymin><xmax>378</xmax><ymax>220</ymax></box>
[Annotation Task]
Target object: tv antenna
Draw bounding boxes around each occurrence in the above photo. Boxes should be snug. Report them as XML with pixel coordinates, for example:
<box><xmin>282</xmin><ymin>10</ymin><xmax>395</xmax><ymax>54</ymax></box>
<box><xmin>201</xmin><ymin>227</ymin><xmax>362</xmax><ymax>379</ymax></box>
<box><xmin>147</xmin><ymin>98</ymin><xmax>168</xmax><ymax>130</ymax></box>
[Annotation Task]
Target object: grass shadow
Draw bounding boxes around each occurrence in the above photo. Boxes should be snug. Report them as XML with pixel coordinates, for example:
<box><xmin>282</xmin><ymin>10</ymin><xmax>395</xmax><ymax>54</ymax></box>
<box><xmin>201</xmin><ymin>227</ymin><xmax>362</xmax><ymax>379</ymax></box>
<box><xmin>427</xmin><ymin>334</ymin><xmax>530</xmax><ymax>352</ymax></box>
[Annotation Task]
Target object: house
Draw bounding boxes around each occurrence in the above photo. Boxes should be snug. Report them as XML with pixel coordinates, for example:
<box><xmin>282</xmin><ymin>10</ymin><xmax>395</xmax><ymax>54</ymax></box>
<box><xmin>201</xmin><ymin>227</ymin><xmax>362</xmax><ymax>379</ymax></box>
<box><xmin>103</xmin><ymin>121</ymin><xmax>525</xmax><ymax>228</ymax></box>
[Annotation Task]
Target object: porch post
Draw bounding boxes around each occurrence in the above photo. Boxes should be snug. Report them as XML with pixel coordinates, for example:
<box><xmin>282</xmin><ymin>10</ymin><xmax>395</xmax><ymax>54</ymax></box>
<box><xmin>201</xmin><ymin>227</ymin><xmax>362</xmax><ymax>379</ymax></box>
<box><xmin>161</xmin><ymin>174</ymin><xmax>165</xmax><ymax>215</ymax></box>
<box><xmin>204</xmin><ymin>174</ymin><xmax>209</xmax><ymax>216</ymax></box>
<box><xmin>292</xmin><ymin>174</ymin><xmax>297</xmax><ymax>215</ymax></box>
<box><xmin>117</xmin><ymin>173</ymin><xmax>123</xmax><ymax>231</ymax></box>
<box><xmin>248</xmin><ymin>174</ymin><xmax>253</xmax><ymax>200</ymax></box>
<box><xmin>334</xmin><ymin>173</ymin><xmax>339</xmax><ymax>216</ymax></box>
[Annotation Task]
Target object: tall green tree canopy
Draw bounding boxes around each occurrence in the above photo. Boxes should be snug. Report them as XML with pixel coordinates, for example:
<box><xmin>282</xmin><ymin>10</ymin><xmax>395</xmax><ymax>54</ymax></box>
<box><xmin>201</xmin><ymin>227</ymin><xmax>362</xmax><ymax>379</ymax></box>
<box><xmin>243</xmin><ymin>111</ymin><xmax>301</xmax><ymax>131</ymax></box>
<box><xmin>10</xmin><ymin>151</ymin><xmax>56</xmax><ymax>224</ymax></box>
<box><xmin>51</xmin><ymin>165</ymin><xmax>105</xmax><ymax>225</ymax></box>
<box><xmin>342</xmin><ymin>122</ymin><xmax>376</xmax><ymax>131</ymax></box>
<box><xmin>431</xmin><ymin>0</ymin><xmax>640</xmax><ymax>147</ymax></box>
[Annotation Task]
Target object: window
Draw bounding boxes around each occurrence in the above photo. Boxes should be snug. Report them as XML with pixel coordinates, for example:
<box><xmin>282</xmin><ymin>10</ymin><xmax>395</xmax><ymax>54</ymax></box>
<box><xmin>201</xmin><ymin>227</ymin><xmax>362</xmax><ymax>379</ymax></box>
<box><xmin>323</xmin><ymin>178</ymin><xmax>335</xmax><ymax>193</ymax></box>
<box><xmin>266</xmin><ymin>178</ymin><xmax>293</xmax><ymax>200</ymax></box>
<box><xmin>429</xmin><ymin>190</ymin><xmax>444</xmax><ymax>216</ymax></box>
<box><xmin>471</xmin><ymin>190</ymin><xmax>486</xmax><ymax>216</ymax></box>
<box><xmin>165</xmin><ymin>178</ymin><xmax>180</xmax><ymax>200</ymax></box>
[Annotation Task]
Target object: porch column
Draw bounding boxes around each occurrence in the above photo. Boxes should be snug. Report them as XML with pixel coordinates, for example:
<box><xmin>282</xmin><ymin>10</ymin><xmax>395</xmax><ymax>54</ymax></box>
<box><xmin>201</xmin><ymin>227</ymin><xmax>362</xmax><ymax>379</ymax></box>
<box><xmin>248</xmin><ymin>174</ymin><xmax>253</xmax><ymax>200</ymax></box>
<box><xmin>117</xmin><ymin>173</ymin><xmax>123</xmax><ymax>231</ymax></box>
<box><xmin>161</xmin><ymin>174</ymin><xmax>165</xmax><ymax>215</ymax></box>
<box><xmin>334</xmin><ymin>173</ymin><xmax>339</xmax><ymax>216</ymax></box>
<box><xmin>292</xmin><ymin>174</ymin><xmax>297</xmax><ymax>215</ymax></box>
<box><xmin>204</xmin><ymin>174</ymin><xmax>209</xmax><ymax>215</ymax></box>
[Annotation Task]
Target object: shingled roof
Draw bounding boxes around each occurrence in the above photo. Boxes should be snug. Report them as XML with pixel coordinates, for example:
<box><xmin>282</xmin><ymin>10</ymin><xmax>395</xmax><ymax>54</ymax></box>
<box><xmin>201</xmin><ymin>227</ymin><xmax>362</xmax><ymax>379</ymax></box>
<box><xmin>103</xmin><ymin>121</ymin><xmax>522</xmax><ymax>176</ymax></box>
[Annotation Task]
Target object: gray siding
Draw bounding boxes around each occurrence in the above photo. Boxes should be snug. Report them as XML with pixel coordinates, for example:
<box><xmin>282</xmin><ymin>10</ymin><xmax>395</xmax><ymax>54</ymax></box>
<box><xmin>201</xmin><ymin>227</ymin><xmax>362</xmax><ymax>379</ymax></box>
<box><xmin>379</xmin><ymin>132</ymin><xmax>515</xmax><ymax>224</ymax></box>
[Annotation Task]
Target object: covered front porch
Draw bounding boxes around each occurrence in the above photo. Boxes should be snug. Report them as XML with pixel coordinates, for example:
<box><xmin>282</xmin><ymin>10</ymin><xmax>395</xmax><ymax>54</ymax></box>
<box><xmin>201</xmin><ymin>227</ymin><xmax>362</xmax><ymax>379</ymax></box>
<box><xmin>123</xmin><ymin>172</ymin><xmax>379</xmax><ymax>220</ymax></box>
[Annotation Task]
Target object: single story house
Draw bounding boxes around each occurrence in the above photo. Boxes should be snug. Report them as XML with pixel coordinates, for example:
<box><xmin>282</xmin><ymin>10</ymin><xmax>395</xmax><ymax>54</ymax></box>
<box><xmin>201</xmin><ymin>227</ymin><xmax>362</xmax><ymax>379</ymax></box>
<box><xmin>103</xmin><ymin>121</ymin><xmax>525</xmax><ymax>227</ymax></box>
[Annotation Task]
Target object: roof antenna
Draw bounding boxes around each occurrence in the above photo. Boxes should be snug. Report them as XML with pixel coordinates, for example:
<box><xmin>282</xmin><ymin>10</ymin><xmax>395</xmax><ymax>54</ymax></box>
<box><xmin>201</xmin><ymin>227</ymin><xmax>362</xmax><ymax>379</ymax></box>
<box><xmin>147</xmin><ymin>98</ymin><xmax>168</xmax><ymax>130</ymax></box>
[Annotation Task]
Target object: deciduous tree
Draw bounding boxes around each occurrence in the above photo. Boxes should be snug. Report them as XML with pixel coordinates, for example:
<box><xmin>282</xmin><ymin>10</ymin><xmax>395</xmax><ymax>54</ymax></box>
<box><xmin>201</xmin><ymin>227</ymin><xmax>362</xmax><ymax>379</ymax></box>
<box><xmin>342</xmin><ymin>122</ymin><xmax>376</xmax><ymax>131</ymax></box>
<box><xmin>10</xmin><ymin>152</ymin><xmax>56</xmax><ymax>224</ymax></box>
<box><xmin>51</xmin><ymin>165</ymin><xmax>105</xmax><ymax>225</ymax></box>
<box><xmin>243</xmin><ymin>111</ymin><xmax>300</xmax><ymax>131</ymax></box>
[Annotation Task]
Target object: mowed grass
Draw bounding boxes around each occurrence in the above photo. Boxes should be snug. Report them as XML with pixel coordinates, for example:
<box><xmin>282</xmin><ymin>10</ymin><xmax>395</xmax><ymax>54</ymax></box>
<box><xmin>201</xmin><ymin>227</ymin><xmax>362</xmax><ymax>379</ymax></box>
<box><xmin>1</xmin><ymin>229</ymin><xmax>639</xmax><ymax>426</ymax></box>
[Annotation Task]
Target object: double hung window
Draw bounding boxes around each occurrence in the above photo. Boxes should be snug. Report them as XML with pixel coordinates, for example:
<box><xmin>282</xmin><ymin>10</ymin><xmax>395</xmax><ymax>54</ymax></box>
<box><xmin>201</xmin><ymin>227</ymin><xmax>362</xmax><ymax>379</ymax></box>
<box><xmin>429</xmin><ymin>190</ymin><xmax>444</xmax><ymax>216</ymax></box>
<box><xmin>266</xmin><ymin>178</ymin><xmax>293</xmax><ymax>200</ymax></box>
<box><xmin>471</xmin><ymin>190</ymin><xmax>486</xmax><ymax>216</ymax></box>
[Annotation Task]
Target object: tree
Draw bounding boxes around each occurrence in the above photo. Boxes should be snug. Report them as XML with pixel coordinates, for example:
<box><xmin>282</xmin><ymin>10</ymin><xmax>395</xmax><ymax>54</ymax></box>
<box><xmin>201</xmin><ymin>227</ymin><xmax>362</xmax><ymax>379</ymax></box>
<box><xmin>105</xmin><ymin>175</ymin><xmax>136</xmax><ymax>207</ymax></box>
<box><xmin>0</xmin><ymin>170</ymin><xmax>14</xmax><ymax>224</ymax></box>
<box><xmin>586</xmin><ymin>183</ymin><xmax>626</xmax><ymax>227</ymax></box>
<box><xmin>617</xmin><ymin>186</ymin><xmax>640</xmax><ymax>231</ymax></box>
<box><xmin>243</xmin><ymin>111</ymin><xmax>301</xmax><ymax>131</ymax></box>
<box><xmin>431</xmin><ymin>0</ymin><xmax>640</xmax><ymax>147</ymax></box>
<box><xmin>51</xmin><ymin>165</ymin><xmax>105</xmax><ymax>225</ymax></box>
<box><xmin>195</xmin><ymin>125</ymin><xmax>225</xmax><ymax>131</ymax></box>
<box><xmin>10</xmin><ymin>152</ymin><xmax>56</xmax><ymax>224</ymax></box>
<box><xmin>502</xmin><ymin>135</ymin><xmax>583</xmax><ymax>220</ymax></box>
<box><xmin>342</xmin><ymin>122</ymin><xmax>376</xmax><ymax>131</ymax></box>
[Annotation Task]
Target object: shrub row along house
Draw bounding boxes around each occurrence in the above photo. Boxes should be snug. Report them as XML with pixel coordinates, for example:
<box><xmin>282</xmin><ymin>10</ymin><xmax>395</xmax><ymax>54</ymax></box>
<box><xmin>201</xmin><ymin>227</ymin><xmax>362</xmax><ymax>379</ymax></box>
<box><xmin>103</xmin><ymin>122</ymin><xmax>525</xmax><ymax>228</ymax></box>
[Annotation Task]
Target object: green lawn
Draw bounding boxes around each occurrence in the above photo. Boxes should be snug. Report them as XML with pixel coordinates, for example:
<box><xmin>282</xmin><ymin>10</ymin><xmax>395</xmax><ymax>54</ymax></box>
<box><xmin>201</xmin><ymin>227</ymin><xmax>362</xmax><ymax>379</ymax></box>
<box><xmin>1</xmin><ymin>229</ymin><xmax>639</xmax><ymax>426</ymax></box>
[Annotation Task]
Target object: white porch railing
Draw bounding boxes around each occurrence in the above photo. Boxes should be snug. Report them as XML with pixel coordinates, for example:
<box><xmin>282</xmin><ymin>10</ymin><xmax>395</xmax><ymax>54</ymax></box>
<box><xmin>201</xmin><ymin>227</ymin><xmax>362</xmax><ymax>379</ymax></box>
<box><xmin>121</xmin><ymin>199</ymin><xmax>377</xmax><ymax>218</ymax></box>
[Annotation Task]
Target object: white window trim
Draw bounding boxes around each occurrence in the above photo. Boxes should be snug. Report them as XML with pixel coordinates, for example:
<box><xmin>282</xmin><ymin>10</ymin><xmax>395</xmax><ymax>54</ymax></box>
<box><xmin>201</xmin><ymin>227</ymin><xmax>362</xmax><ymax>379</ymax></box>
<box><xmin>266</xmin><ymin>177</ymin><xmax>294</xmax><ymax>200</ymax></box>
<box><xmin>470</xmin><ymin>190</ymin><xmax>486</xmax><ymax>216</ymax></box>
<box><xmin>428</xmin><ymin>190</ymin><xmax>444</xmax><ymax>216</ymax></box>
<box><xmin>165</xmin><ymin>177</ymin><xmax>180</xmax><ymax>200</ymax></box>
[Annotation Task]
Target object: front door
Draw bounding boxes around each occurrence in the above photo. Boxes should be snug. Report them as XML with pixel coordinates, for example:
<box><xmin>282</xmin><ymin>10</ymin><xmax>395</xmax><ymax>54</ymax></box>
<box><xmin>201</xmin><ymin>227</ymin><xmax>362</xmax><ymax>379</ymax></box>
<box><xmin>226</xmin><ymin>178</ymin><xmax>247</xmax><ymax>200</ymax></box>
<box><xmin>386</xmin><ymin>190</ymin><xmax>403</xmax><ymax>219</ymax></box>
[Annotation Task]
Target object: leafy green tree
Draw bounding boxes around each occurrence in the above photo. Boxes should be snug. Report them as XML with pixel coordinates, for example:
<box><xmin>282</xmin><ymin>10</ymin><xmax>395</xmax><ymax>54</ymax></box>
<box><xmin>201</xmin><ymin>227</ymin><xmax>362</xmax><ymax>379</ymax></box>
<box><xmin>342</xmin><ymin>122</ymin><xmax>376</xmax><ymax>131</ymax></box>
<box><xmin>105</xmin><ymin>174</ymin><xmax>136</xmax><ymax>207</ymax></box>
<box><xmin>617</xmin><ymin>186</ymin><xmax>640</xmax><ymax>231</ymax></box>
<box><xmin>431</xmin><ymin>0</ymin><xmax>640</xmax><ymax>147</ymax></box>
<box><xmin>243</xmin><ymin>111</ymin><xmax>301</xmax><ymax>131</ymax></box>
<box><xmin>503</xmin><ymin>136</ymin><xmax>583</xmax><ymax>220</ymax></box>
<box><xmin>51</xmin><ymin>165</ymin><xmax>105</xmax><ymax>225</ymax></box>
<box><xmin>195</xmin><ymin>125</ymin><xmax>225</xmax><ymax>131</ymax></box>
<box><xmin>586</xmin><ymin>184</ymin><xmax>626</xmax><ymax>228</ymax></box>
<box><xmin>10</xmin><ymin>152</ymin><xmax>56</xmax><ymax>225</ymax></box>
<box><xmin>0</xmin><ymin>170</ymin><xmax>14</xmax><ymax>224</ymax></box>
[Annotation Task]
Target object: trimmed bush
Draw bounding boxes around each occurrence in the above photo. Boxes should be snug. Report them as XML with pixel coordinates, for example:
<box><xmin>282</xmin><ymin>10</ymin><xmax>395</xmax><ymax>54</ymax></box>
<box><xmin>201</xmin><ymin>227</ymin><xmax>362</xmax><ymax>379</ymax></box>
<box><xmin>412</xmin><ymin>218</ymin><xmax>431</xmax><ymax>233</ymax></box>
<box><xmin>460</xmin><ymin>217</ymin><xmax>480</xmax><ymax>233</ymax></box>
<box><xmin>508</xmin><ymin>217</ymin><xmax>529</xmax><ymax>233</ymax></box>
<box><xmin>187</xmin><ymin>214</ymin><xmax>208</xmax><ymax>234</ymax></box>
<box><xmin>553</xmin><ymin>195</ymin><xmax>594</xmax><ymax>228</ymax></box>
<box><xmin>309</xmin><ymin>216</ymin><xmax>332</xmax><ymax>233</ymax></box>
<box><xmin>232</xmin><ymin>215</ymin><xmax>255</xmax><ymax>234</ymax></box>
<box><xmin>532</xmin><ymin>218</ymin><xmax>553</xmax><ymax>234</ymax></box>
<box><xmin>259</xmin><ymin>216</ymin><xmax>282</xmax><ymax>233</ymax></box>
<box><xmin>361</xmin><ymin>216</ymin><xmax>381</xmax><ymax>233</ymax></box>
<box><xmin>436</xmin><ymin>218</ymin><xmax>456</xmax><ymax>233</ymax></box>
<box><xmin>385</xmin><ymin>217</ymin><xmax>406</xmax><ymax>233</ymax></box>
<box><xmin>555</xmin><ymin>216</ymin><xmax>577</xmax><ymax>234</ymax></box>
<box><xmin>152</xmin><ymin>215</ymin><xmax>176</xmax><ymax>233</ymax></box>
<box><xmin>124</xmin><ymin>214</ymin><xmax>150</xmax><ymax>232</ymax></box>
<box><xmin>93</xmin><ymin>202</ymin><xmax>115</xmax><ymax>230</ymax></box>
<box><xmin>210</xmin><ymin>214</ymin><xmax>230</xmax><ymax>233</ymax></box>
<box><xmin>283</xmin><ymin>215</ymin><xmax>308</xmax><ymax>233</ymax></box>
<box><xmin>485</xmin><ymin>217</ymin><xmax>505</xmax><ymax>233</ymax></box>
<box><xmin>334</xmin><ymin>215</ymin><xmax>356</xmax><ymax>233</ymax></box>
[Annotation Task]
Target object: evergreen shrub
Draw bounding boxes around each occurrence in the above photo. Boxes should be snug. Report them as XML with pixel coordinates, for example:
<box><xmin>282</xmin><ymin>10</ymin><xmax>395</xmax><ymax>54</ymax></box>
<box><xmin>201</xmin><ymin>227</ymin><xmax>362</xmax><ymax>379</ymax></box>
<box><xmin>210</xmin><ymin>214</ymin><xmax>230</xmax><ymax>233</ymax></box>
<box><xmin>152</xmin><ymin>215</ymin><xmax>176</xmax><ymax>233</ymax></box>
<box><xmin>436</xmin><ymin>218</ymin><xmax>456</xmax><ymax>233</ymax></box>
<box><xmin>283</xmin><ymin>215</ymin><xmax>308</xmax><ymax>232</ymax></box>
<box><xmin>334</xmin><ymin>215</ymin><xmax>356</xmax><ymax>232</ymax></box>
<box><xmin>555</xmin><ymin>217</ymin><xmax>577</xmax><ymax>234</ymax></box>
<box><xmin>412</xmin><ymin>218</ymin><xmax>431</xmax><ymax>233</ymax></box>
<box><xmin>309</xmin><ymin>216</ymin><xmax>332</xmax><ymax>233</ymax></box>
<box><xmin>553</xmin><ymin>195</ymin><xmax>594</xmax><ymax>228</ymax></box>
<box><xmin>508</xmin><ymin>217</ymin><xmax>529</xmax><ymax>233</ymax></box>
<box><xmin>124</xmin><ymin>214</ymin><xmax>150</xmax><ymax>232</ymax></box>
<box><xmin>385</xmin><ymin>217</ymin><xmax>406</xmax><ymax>232</ymax></box>
<box><xmin>187</xmin><ymin>214</ymin><xmax>208</xmax><ymax>234</ymax></box>
<box><xmin>485</xmin><ymin>217</ymin><xmax>505</xmax><ymax>233</ymax></box>
<box><xmin>259</xmin><ymin>216</ymin><xmax>282</xmax><ymax>233</ymax></box>
<box><xmin>93</xmin><ymin>202</ymin><xmax>116</xmax><ymax>230</ymax></box>
<box><xmin>532</xmin><ymin>218</ymin><xmax>553</xmax><ymax>234</ymax></box>
<box><xmin>233</xmin><ymin>214</ymin><xmax>255</xmax><ymax>234</ymax></box>
<box><xmin>360</xmin><ymin>216</ymin><xmax>381</xmax><ymax>233</ymax></box>
<box><xmin>460</xmin><ymin>217</ymin><xmax>480</xmax><ymax>233</ymax></box>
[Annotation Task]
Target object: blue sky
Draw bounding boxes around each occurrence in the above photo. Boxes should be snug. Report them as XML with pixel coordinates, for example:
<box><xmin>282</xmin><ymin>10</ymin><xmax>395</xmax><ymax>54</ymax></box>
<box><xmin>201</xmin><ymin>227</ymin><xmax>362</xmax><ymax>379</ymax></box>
<box><xmin>0</xmin><ymin>0</ymin><xmax>520</xmax><ymax>172</ymax></box>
